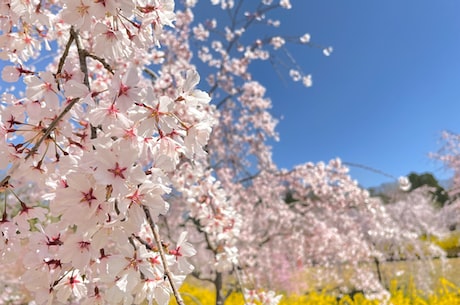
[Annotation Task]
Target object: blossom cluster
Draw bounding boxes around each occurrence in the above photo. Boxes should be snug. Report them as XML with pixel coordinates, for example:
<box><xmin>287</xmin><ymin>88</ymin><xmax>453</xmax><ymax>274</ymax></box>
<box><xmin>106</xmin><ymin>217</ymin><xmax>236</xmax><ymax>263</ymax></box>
<box><xmin>0</xmin><ymin>1</ymin><xmax>223</xmax><ymax>304</ymax></box>
<box><xmin>0</xmin><ymin>0</ymin><xmax>175</xmax><ymax>64</ymax></box>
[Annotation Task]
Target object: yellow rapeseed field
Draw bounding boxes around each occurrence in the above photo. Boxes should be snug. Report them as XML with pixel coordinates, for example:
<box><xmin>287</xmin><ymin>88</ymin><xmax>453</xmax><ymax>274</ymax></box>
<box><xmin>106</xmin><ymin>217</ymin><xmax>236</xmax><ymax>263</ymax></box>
<box><xmin>170</xmin><ymin>257</ymin><xmax>460</xmax><ymax>305</ymax></box>
<box><xmin>170</xmin><ymin>278</ymin><xmax>460</xmax><ymax>305</ymax></box>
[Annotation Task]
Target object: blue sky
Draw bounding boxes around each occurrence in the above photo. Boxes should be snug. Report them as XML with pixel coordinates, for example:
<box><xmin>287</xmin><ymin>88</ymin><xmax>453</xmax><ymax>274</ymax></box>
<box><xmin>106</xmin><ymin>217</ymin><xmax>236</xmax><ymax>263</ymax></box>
<box><xmin>234</xmin><ymin>0</ymin><xmax>460</xmax><ymax>187</ymax></box>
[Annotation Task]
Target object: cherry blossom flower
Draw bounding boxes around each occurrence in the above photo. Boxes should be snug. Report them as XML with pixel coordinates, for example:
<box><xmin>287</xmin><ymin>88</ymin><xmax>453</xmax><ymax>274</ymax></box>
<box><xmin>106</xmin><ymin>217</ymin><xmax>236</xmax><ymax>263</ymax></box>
<box><xmin>60</xmin><ymin>232</ymin><xmax>99</xmax><ymax>270</ymax></box>
<box><xmin>51</xmin><ymin>173</ymin><xmax>107</xmax><ymax>227</ymax></box>
<box><xmin>111</xmin><ymin>68</ymin><xmax>142</xmax><ymax>112</ymax></box>
<box><xmin>93</xmin><ymin>23</ymin><xmax>132</xmax><ymax>60</ymax></box>
<box><xmin>92</xmin><ymin>140</ymin><xmax>146</xmax><ymax>195</ymax></box>
<box><xmin>24</xmin><ymin>72</ymin><xmax>60</xmax><ymax>109</ymax></box>
<box><xmin>61</xmin><ymin>0</ymin><xmax>101</xmax><ymax>32</ymax></box>
<box><xmin>323</xmin><ymin>46</ymin><xmax>334</xmax><ymax>56</ymax></box>
<box><xmin>88</xmin><ymin>100</ymin><xmax>132</xmax><ymax>131</ymax></box>
<box><xmin>302</xmin><ymin>74</ymin><xmax>313</xmax><ymax>87</ymax></box>
<box><xmin>12</xmin><ymin>201</ymin><xmax>47</xmax><ymax>231</ymax></box>
<box><xmin>270</xmin><ymin>36</ymin><xmax>285</xmax><ymax>49</ymax></box>
<box><xmin>193</xmin><ymin>23</ymin><xmax>210</xmax><ymax>41</ymax></box>
<box><xmin>54</xmin><ymin>270</ymin><xmax>87</xmax><ymax>303</ymax></box>
<box><xmin>169</xmin><ymin>232</ymin><xmax>197</xmax><ymax>273</ymax></box>
<box><xmin>289</xmin><ymin>69</ymin><xmax>301</xmax><ymax>82</ymax></box>
<box><xmin>300</xmin><ymin>33</ymin><xmax>311</xmax><ymax>43</ymax></box>
<box><xmin>1</xmin><ymin>66</ymin><xmax>21</xmax><ymax>83</ymax></box>
<box><xmin>398</xmin><ymin>176</ymin><xmax>412</xmax><ymax>191</ymax></box>
<box><xmin>210</xmin><ymin>0</ymin><xmax>235</xmax><ymax>10</ymax></box>
<box><xmin>280</xmin><ymin>0</ymin><xmax>292</xmax><ymax>9</ymax></box>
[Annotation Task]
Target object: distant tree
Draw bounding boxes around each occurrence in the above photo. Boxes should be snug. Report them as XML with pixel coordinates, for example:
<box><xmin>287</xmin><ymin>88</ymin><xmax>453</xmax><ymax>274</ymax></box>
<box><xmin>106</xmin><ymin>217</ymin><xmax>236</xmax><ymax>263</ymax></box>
<box><xmin>368</xmin><ymin>186</ymin><xmax>393</xmax><ymax>204</ymax></box>
<box><xmin>407</xmin><ymin>172</ymin><xmax>449</xmax><ymax>207</ymax></box>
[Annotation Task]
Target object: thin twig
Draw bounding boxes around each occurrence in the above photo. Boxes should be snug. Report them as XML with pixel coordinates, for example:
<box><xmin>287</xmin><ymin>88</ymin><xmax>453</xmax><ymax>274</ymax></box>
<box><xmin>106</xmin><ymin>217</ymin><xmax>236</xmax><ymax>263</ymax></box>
<box><xmin>142</xmin><ymin>205</ymin><xmax>185</xmax><ymax>305</ymax></box>
<box><xmin>234</xmin><ymin>266</ymin><xmax>249</xmax><ymax>305</ymax></box>
<box><xmin>190</xmin><ymin>270</ymin><xmax>214</xmax><ymax>283</ymax></box>
<box><xmin>342</xmin><ymin>161</ymin><xmax>396</xmax><ymax>180</ymax></box>
<box><xmin>56</xmin><ymin>34</ymin><xmax>75</xmax><ymax>89</ymax></box>
<box><xmin>84</xmin><ymin>51</ymin><xmax>115</xmax><ymax>74</ymax></box>
<box><xmin>0</xmin><ymin>95</ymin><xmax>80</xmax><ymax>187</ymax></box>
<box><xmin>25</xmin><ymin>97</ymin><xmax>80</xmax><ymax>161</ymax></box>
<box><xmin>143</xmin><ymin>67</ymin><xmax>159</xmax><ymax>80</ymax></box>
<box><xmin>237</xmin><ymin>170</ymin><xmax>261</xmax><ymax>184</ymax></box>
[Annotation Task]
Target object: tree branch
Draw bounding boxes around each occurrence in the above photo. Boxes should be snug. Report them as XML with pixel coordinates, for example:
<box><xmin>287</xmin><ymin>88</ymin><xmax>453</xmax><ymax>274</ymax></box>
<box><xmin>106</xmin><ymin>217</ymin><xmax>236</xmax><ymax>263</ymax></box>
<box><xmin>190</xmin><ymin>270</ymin><xmax>214</xmax><ymax>283</ymax></box>
<box><xmin>70</xmin><ymin>27</ymin><xmax>90</xmax><ymax>88</ymax></box>
<box><xmin>25</xmin><ymin>97</ymin><xmax>80</xmax><ymax>161</ymax></box>
<box><xmin>56</xmin><ymin>33</ymin><xmax>75</xmax><ymax>88</ymax></box>
<box><xmin>142</xmin><ymin>205</ymin><xmax>185</xmax><ymax>305</ymax></box>
<box><xmin>83</xmin><ymin>50</ymin><xmax>115</xmax><ymax>74</ymax></box>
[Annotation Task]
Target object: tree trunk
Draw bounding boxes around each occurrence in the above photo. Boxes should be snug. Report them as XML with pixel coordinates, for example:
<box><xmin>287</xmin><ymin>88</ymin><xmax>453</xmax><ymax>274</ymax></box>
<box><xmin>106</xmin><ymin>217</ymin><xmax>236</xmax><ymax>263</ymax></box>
<box><xmin>374</xmin><ymin>257</ymin><xmax>383</xmax><ymax>286</ymax></box>
<box><xmin>215</xmin><ymin>272</ymin><xmax>224</xmax><ymax>305</ymax></box>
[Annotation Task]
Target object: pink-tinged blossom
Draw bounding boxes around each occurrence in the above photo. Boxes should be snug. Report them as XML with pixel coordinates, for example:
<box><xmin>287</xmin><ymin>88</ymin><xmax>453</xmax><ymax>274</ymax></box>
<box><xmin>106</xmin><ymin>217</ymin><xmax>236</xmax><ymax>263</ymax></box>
<box><xmin>24</xmin><ymin>72</ymin><xmax>60</xmax><ymax>109</ymax></box>
<box><xmin>0</xmin><ymin>0</ymin><xmax>206</xmax><ymax>304</ymax></box>
<box><xmin>270</xmin><ymin>36</ymin><xmax>285</xmax><ymax>49</ymax></box>
<box><xmin>61</xmin><ymin>0</ymin><xmax>99</xmax><ymax>32</ymax></box>
<box><xmin>93</xmin><ymin>22</ymin><xmax>132</xmax><ymax>60</ymax></box>
<box><xmin>8</xmin><ymin>31</ymin><xmax>42</xmax><ymax>62</ymax></box>
<box><xmin>323</xmin><ymin>46</ymin><xmax>334</xmax><ymax>56</ymax></box>
<box><xmin>140</xmin><ymin>0</ymin><xmax>176</xmax><ymax>46</ymax></box>
<box><xmin>132</xmin><ymin>278</ymin><xmax>172</xmax><ymax>305</ymax></box>
<box><xmin>137</xmin><ymin>94</ymin><xmax>176</xmax><ymax>136</ymax></box>
<box><xmin>101</xmin><ymin>244</ymin><xmax>165</xmax><ymax>304</ymax></box>
<box><xmin>111</xmin><ymin>68</ymin><xmax>142</xmax><ymax>112</ymax></box>
<box><xmin>88</xmin><ymin>100</ymin><xmax>132</xmax><ymax>131</ymax></box>
<box><xmin>244</xmin><ymin>289</ymin><xmax>282</xmax><ymax>305</ymax></box>
<box><xmin>26</xmin><ymin>224</ymin><xmax>65</xmax><ymax>262</ymax></box>
<box><xmin>96</xmin><ymin>0</ymin><xmax>135</xmax><ymax>16</ymax></box>
<box><xmin>215</xmin><ymin>246</ymin><xmax>238</xmax><ymax>272</ymax></box>
<box><xmin>289</xmin><ymin>69</ymin><xmax>301</xmax><ymax>82</ymax></box>
<box><xmin>127</xmin><ymin>181</ymin><xmax>169</xmax><ymax>212</ymax></box>
<box><xmin>300</xmin><ymin>33</ymin><xmax>311</xmax><ymax>43</ymax></box>
<box><xmin>12</xmin><ymin>201</ymin><xmax>47</xmax><ymax>231</ymax></box>
<box><xmin>302</xmin><ymin>74</ymin><xmax>313</xmax><ymax>87</ymax></box>
<box><xmin>80</xmin><ymin>286</ymin><xmax>104</xmax><ymax>305</ymax></box>
<box><xmin>210</xmin><ymin>0</ymin><xmax>235</xmax><ymax>9</ymax></box>
<box><xmin>151</xmin><ymin>135</ymin><xmax>184</xmax><ymax>172</ymax></box>
<box><xmin>51</xmin><ymin>173</ymin><xmax>107</xmax><ymax>227</ymax></box>
<box><xmin>280</xmin><ymin>0</ymin><xmax>292</xmax><ymax>9</ymax></box>
<box><xmin>398</xmin><ymin>176</ymin><xmax>411</xmax><ymax>191</ymax></box>
<box><xmin>179</xmin><ymin>69</ymin><xmax>212</xmax><ymax>106</ymax></box>
<box><xmin>58</xmin><ymin>58</ymin><xmax>85</xmax><ymax>84</ymax></box>
<box><xmin>21</xmin><ymin>253</ymin><xmax>63</xmax><ymax>299</ymax></box>
<box><xmin>91</xmin><ymin>140</ymin><xmax>146</xmax><ymax>195</ymax></box>
<box><xmin>184</xmin><ymin>123</ymin><xmax>212</xmax><ymax>158</ymax></box>
<box><xmin>0</xmin><ymin>219</ymin><xmax>18</xmax><ymax>254</ymax></box>
<box><xmin>169</xmin><ymin>232</ymin><xmax>196</xmax><ymax>273</ymax></box>
<box><xmin>54</xmin><ymin>270</ymin><xmax>87</xmax><ymax>303</ymax></box>
<box><xmin>60</xmin><ymin>232</ymin><xmax>99</xmax><ymax>270</ymax></box>
<box><xmin>1</xmin><ymin>66</ymin><xmax>21</xmax><ymax>82</ymax></box>
<box><xmin>63</xmin><ymin>79</ymin><xmax>90</xmax><ymax>99</ymax></box>
<box><xmin>193</xmin><ymin>23</ymin><xmax>210</xmax><ymax>41</ymax></box>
